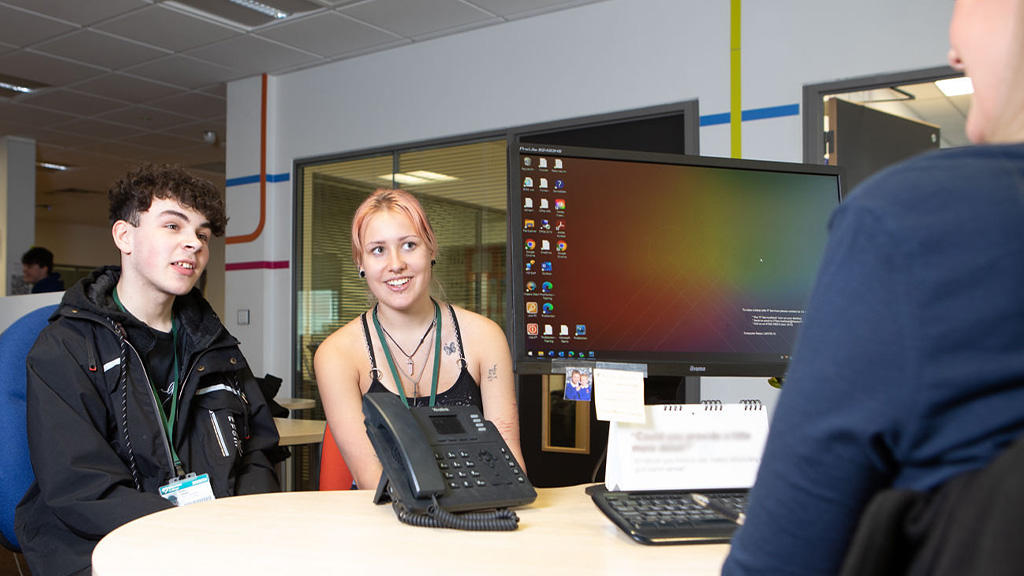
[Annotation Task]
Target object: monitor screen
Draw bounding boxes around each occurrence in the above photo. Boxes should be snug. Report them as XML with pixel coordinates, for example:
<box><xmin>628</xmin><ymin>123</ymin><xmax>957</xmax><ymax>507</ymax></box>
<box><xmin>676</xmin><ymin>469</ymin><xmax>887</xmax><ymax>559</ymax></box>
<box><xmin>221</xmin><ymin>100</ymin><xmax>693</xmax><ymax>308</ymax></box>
<box><xmin>508</xmin><ymin>144</ymin><xmax>843</xmax><ymax>377</ymax></box>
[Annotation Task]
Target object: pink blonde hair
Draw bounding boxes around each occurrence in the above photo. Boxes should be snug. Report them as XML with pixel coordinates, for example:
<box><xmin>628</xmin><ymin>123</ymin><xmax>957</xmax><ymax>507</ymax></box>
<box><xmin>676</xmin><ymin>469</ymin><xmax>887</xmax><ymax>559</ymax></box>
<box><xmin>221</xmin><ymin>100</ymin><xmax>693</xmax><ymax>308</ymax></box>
<box><xmin>350</xmin><ymin>188</ymin><xmax>438</xmax><ymax>269</ymax></box>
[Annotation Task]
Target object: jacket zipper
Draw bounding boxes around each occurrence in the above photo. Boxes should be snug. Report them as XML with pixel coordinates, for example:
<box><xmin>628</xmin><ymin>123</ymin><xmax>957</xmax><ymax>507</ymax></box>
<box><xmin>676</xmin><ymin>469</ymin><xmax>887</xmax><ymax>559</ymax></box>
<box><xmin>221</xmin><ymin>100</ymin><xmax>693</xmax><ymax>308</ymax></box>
<box><xmin>121</xmin><ymin>338</ymin><xmax>181</xmax><ymax>478</ymax></box>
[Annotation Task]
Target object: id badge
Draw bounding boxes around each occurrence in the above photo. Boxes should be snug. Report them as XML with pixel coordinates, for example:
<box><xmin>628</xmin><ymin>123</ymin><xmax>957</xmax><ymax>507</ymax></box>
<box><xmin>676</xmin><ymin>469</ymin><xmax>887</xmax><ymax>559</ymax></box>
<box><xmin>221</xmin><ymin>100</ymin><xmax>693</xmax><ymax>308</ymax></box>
<box><xmin>159</xmin><ymin>473</ymin><xmax>216</xmax><ymax>507</ymax></box>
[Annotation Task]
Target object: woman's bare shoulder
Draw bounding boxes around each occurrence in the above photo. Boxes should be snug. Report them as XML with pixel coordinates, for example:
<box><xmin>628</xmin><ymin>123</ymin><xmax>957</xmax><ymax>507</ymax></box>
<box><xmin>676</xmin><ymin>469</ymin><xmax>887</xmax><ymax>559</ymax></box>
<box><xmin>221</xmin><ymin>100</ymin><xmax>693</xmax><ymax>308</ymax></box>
<box><xmin>315</xmin><ymin>315</ymin><xmax>368</xmax><ymax>361</ymax></box>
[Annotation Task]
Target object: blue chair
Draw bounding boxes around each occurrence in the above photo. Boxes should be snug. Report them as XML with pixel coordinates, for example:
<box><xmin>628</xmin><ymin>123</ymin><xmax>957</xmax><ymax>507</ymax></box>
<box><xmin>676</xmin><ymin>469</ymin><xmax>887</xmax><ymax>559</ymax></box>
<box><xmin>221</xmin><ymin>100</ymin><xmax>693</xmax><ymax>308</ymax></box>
<box><xmin>0</xmin><ymin>304</ymin><xmax>57</xmax><ymax>552</ymax></box>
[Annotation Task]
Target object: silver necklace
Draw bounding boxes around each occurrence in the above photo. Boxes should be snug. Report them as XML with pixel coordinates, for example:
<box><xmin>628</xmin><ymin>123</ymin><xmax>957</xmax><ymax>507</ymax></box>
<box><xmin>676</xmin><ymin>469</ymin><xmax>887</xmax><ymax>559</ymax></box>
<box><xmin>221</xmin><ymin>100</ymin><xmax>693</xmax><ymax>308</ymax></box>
<box><xmin>376</xmin><ymin>306</ymin><xmax>436</xmax><ymax>375</ymax></box>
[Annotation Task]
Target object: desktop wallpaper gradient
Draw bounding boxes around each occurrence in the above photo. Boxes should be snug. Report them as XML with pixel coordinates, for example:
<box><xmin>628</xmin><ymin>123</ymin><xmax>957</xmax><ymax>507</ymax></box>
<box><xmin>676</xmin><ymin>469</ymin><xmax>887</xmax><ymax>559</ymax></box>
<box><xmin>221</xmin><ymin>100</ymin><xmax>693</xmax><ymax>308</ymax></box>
<box><xmin>518</xmin><ymin>155</ymin><xmax>839</xmax><ymax>361</ymax></box>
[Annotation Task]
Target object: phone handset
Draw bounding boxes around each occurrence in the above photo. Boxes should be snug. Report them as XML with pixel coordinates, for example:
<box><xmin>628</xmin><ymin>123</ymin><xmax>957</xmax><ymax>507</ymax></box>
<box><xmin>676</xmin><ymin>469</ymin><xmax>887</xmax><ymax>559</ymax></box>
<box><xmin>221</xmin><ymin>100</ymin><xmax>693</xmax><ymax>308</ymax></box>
<box><xmin>362</xmin><ymin>392</ymin><xmax>445</xmax><ymax>499</ymax></box>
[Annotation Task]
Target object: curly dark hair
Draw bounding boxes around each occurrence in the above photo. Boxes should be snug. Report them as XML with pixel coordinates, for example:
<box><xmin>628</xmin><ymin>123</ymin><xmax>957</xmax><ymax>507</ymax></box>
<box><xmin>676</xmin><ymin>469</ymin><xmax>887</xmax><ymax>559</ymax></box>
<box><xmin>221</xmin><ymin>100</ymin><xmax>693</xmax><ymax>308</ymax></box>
<box><xmin>108</xmin><ymin>164</ymin><xmax>228</xmax><ymax>236</ymax></box>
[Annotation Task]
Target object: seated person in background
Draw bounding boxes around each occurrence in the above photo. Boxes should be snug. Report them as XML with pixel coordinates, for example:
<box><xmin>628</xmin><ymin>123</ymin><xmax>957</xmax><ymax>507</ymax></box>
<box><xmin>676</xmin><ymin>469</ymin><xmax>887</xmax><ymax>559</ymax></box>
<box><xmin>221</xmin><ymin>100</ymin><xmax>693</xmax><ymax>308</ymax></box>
<box><xmin>723</xmin><ymin>1</ymin><xmax>1024</xmax><ymax>574</ymax></box>
<box><xmin>315</xmin><ymin>188</ymin><xmax>526</xmax><ymax>489</ymax></box>
<box><xmin>21</xmin><ymin>246</ymin><xmax>64</xmax><ymax>293</ymax></box>
<box><xmin>15</xmin><ymin>164</ymin><xmax>281</xmax><ymax>576</ymax></box>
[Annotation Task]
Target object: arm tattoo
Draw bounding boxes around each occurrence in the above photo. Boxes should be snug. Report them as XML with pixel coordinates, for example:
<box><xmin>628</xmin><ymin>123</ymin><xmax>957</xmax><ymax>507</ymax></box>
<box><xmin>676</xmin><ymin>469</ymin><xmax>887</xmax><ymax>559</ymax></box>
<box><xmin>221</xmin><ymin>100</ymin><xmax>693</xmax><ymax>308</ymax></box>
<box><xmin>487</xmin><ymin>364</ymin><xmax>498</xmax><ymax>382</ymax></box>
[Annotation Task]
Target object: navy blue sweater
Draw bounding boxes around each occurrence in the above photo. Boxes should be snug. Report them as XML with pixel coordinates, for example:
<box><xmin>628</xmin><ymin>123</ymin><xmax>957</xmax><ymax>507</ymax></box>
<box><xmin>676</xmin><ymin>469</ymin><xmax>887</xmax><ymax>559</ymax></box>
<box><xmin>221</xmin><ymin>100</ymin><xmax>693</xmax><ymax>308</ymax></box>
<box><xmin>724</xmin><ymin>143</ymin><xmax>1024</xmax><ymax>576</ymax></box>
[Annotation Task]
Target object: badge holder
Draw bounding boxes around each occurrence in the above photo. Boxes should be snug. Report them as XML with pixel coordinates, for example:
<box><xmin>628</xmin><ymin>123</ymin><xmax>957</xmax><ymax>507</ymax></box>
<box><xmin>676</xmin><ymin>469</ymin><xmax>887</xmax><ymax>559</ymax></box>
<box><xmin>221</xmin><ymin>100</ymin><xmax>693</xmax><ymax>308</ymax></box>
<box><xmin>159</xmin><ymin>472</ymin><xmax>215</xmax><ymax>506</ymax></box>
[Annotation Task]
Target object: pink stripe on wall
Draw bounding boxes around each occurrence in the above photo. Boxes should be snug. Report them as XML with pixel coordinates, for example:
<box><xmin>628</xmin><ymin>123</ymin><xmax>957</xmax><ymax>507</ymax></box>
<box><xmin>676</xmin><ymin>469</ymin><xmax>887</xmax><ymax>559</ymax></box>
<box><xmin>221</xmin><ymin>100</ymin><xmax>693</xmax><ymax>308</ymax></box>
<box><xmin>225</xmin><ymin>260</ymin><xmax>290</xmax><ymax>271</ymax></box>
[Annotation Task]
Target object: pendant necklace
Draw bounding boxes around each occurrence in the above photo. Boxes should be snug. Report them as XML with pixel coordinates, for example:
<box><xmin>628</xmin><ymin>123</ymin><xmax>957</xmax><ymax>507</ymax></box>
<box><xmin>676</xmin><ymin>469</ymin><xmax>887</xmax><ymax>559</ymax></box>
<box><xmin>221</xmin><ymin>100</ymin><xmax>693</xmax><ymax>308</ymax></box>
<box><xmin>375</xmin><ymin>306</ymin><xmax>436</xmax><ymax>376</ymax></box>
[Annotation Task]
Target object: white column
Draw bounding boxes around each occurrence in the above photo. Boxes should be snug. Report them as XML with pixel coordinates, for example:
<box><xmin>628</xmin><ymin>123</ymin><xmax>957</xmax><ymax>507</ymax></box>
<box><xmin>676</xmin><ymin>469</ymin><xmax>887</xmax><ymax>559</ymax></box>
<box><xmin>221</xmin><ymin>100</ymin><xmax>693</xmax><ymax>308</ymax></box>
<box><xmin>0</xmin><ymin>136</ymin><xmax>36</xmax><ymax>297</ymax></box>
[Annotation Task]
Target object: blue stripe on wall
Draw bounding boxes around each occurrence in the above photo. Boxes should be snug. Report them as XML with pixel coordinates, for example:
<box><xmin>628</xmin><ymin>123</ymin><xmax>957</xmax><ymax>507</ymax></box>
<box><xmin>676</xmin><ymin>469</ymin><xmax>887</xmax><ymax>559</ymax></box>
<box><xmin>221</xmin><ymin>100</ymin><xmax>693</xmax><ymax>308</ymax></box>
<box><xmin>700</xmin><ymin>103</ymin><xmax>800</xmax><ymax>127</ymax></box>
<box><xmin>225</xmin><ymin>172</ymin><xmax>291</xmax><ymax>187</ymax></box>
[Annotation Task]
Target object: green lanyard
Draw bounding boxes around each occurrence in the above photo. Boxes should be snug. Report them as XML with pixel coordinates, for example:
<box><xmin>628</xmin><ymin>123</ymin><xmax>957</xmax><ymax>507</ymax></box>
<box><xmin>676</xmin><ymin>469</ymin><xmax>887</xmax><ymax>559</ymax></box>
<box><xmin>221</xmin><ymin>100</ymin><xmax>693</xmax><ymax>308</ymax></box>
<box><xmin>112</xmin><ymin>288</ymin><xmax>183</xmax><ymax>472</ymax></box>
<box><xmin>373</xmin><ymin>299</ymin><xmax>442</xmax><ymax>407</ymax></box>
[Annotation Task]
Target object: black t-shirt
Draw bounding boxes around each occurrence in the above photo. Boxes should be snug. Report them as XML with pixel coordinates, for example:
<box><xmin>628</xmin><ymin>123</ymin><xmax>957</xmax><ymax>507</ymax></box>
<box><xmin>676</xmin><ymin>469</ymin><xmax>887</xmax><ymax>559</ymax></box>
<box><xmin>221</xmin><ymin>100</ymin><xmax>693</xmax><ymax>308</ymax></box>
<box><xmin>148</xmin><ymin>328</ymin><xmax>176</xmax><ymax>414</ymax></box>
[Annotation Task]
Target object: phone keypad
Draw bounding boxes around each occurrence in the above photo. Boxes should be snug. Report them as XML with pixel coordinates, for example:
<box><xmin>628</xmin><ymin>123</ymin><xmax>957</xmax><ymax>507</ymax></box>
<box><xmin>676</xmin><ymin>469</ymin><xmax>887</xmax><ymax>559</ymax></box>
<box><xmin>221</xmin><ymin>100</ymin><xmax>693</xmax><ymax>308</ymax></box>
<box><xmin>435</xmin><ymin>448</ymin><xmax>525</xmax><ymax>489</ymax></box>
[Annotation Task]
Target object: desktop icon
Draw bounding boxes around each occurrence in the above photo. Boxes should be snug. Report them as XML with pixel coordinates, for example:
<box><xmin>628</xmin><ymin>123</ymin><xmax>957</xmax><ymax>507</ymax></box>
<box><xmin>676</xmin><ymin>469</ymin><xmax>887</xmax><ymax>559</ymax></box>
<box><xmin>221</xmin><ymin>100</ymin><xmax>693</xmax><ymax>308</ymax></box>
<box><xmin>575</xmin><ymin>324</ymin><xmax>587</xmax><ymax>336</ymax></box>
<box><xmin>524</xmin><ymin>177</ymin><xmax>533</xmax><ymax>187</ymax></box>
<box><xmin>542</xmin><ymin>281</ymin><xmax>554</xmax><ymax>293</ymax></box>
<box><xmin>540</xmin><ymin>178</ymin><xmax>549</xmax><ymax>189</ymax></box>
<box><xmin>524</xmin><ymin>197</ymin><xmax>533</xmax><ymax>209</ymax></box>
<box><xmin>524</xmin><ymin>219</ymin><xmax>535</xmax><ymax>230</ymax></box>
<box><xmin>555</xmin><ymin>179</ymin><xmax>565</xmax><ymax>190</ymax></box>
<box><xmin>542</xmin><ymin>303</ymin><xmax>554</xmax><ymax>314</ymax></box>
<box><xmin>544</xmin><ymin>325</ymin><xmax>554</xmax><ymax>335</ymax></box>
<box><xmin>527</xmin><ymin>323</ymin><xmax>539</xmax><ymax>336</ymax></box>
<box><xmin>539</xmin><ymin>198</ymin><xmax>549</xmax><ymax>209</ymax></box>
<box><xmin>525</xmin><ymin>259</ymin><xmax>535</xmax><ymax>272</ymax></box>
<box><xmin>555</xmin><ymin>219</ymin><xmax>566</xmax><ymax>231</ymax></box>
<box><xmin>539</xmin><ymin>158</ymin><xmax>548</xmax><ymax>168</ymax></box>
<box><xmin>556</xmin><ymin>240</ymin><xmax>567</xmax><ymax>252</ymax></box>
<box><xmin>555</xmin><ymin>199</ymin><xmax>566</xmax><ymax>210</ymax></box>
<box><xmin>526</xmin><ymin>302</ymin><xmax>538</xmax><ymax>314</ymax></box>
<box><xmin>524</xmin><ymin>157</ymin><xmax>532</xmax><ymax>167</ymax></box>
<box><xmin>558</xmin><ymin>351</ymin><xmax>566</xmax><ymax>358</ymax></box>
<box><xmin>541</xmin><ymin>240</ymin><xmax>551</xmax><ymax>251</ymax></box>
<box><xmin>568</xmin><ymin>351</ymin><xmax>575</xmax><ymax>358</ymax></box>
<box><xmin>541</xmin><ymin>219</ymin><xmax>551</xmax><ymax>230</ymax></box>
<box><xmin>525</xmin><ymin>238</ymin><xmax>536</xmax><ymax>250</ymax></box>
<box><xmin>560</xmin><ymin>325</ymin><xmax>569</xmax><ymax>336</ymax></box>
<box><xmin>525</xmin><ymin>281</ymin><xmax>537</xmax><ymax>292</ymax></box>
<box><xmin>541</xmin><ymin>262</ymin><xmax>553</xmax><ymax>272</ymax></box>
<box><xmin>554</xmin><ymin>159</ymin><xmax>563</xmax><ymax>169</ymax></box>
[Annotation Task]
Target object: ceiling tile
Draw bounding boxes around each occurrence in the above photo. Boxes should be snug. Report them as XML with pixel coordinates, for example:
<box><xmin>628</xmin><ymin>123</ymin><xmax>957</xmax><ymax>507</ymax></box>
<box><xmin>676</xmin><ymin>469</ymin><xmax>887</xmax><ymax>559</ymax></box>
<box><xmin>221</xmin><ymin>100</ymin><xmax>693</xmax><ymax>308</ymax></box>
<box><xmin>256</xmin><ymin>11</ymin><xmax>401</xmax><ymax>58</ymax></box>
<box><xmin>0</xmin><ymin>4</ymin><xmax>77</xmax><ymax>47</ymax></box>
<box><xmin>0</xmin><ymin>102</ymin><xmax>77</xmax><ymax>127</ymax></box>
<box><xmin>52</xmin><ymin>117</ymin><xmax>145</xmax><ymax>140</ymax></box>
<box><xmin>0</xmin><ymin>50</ymin><xmax>108</xmax><ymax>86</ymax></box>
<box><xmin>95</xmin><ymin>5</ymin><xmax>239</xmax><ymax>53</ymax></box>
<box><xmin>69</xmin><ymin>73</ymin><xmax>185</xmax><ymax>104</ymax></box>
<box><xmin>122</xmin><ymin>54</ymin><xmax>241</xmax><ymax>90</ymax></box>
<box><xmin>0</xmin><ymin>0</ymin><xmax>150</xmax><ymax>26</ymax></box>
<box><xmin>160</xmin><ymin>118</ymin><xmax>226</xmax><ymax>141</ymax></box>
<box><xmin>148</xmin><ymin>91</ymin><xmax>226</xmax><ymax>119</ymax></box>
<box><xmin>118</xmin><ymin>131</ymin><xmax>200</xmax><ymax>151</ymax></box>
<box><xmin>185</xmin><ymin>35</ymin><xmax>322</xmax><ymax>77</ymax></box>
<box><xmin>22</xmin><ymin>127</ymin><xmax>102</xmax><ymax>149</ymax></box>
<box><xmin>200</xmin><ymin>83</ymin><xmax>227</xmax><ymax>98</ymax></box>
<box><xmin>33</xmin><ymin>29</ymin><xmax>170</xmax><ymax>71</ymax></box>
<box><xmin>467</xmin><ymin>0</ymin><xmax>603</xmax><ymax>19</ymax></box>
<box><xmin>20</xmin><ymin>88</ymin><xmax>125</xmax><ymax>117</ymax></box>
<box><xmin>96</xmin><ymin>105</ymin><xmax>196</xmax><ymax>131</ymax></box>
<box><xmin>75</xmin><ymin>139</ymin><xmax>160</xmax><ymax>160</ymax></box>
<box><xmin>341</xmin><ymin>0</ymin><xmax>498</xmax><ymax>39</ymax></box>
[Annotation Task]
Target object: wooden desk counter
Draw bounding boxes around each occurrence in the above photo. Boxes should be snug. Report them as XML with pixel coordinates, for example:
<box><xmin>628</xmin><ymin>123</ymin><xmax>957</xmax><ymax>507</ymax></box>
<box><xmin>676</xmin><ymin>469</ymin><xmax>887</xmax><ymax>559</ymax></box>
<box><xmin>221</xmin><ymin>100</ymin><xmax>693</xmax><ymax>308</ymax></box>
<box><xmin>92</xmin><ymin>485</ymin><xmax>729</xmax><ymax>575</ymax></box>
<box><xmin>273</xmin><ymin>417</ymin><xmax>326</xmax><ymax>447</ymax></box>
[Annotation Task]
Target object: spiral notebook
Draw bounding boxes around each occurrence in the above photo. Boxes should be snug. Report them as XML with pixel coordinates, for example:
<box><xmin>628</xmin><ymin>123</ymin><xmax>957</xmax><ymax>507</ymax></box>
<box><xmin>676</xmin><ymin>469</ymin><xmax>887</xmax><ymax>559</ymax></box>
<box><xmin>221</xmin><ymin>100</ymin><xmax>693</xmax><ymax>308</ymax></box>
<box><xmin>605</xmin><ymin>400</ymin><xmax>769</xmax><ymax>492</ymax></box>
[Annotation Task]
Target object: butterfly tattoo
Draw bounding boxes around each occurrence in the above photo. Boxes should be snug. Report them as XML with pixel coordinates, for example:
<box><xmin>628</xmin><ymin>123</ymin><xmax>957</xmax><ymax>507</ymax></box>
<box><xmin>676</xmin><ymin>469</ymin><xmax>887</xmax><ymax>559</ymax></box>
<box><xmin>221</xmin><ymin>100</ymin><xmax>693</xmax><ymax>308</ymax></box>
<box><xmin>443</xmin><ymin>341</ymin><xmax>458</xmax><ymax>356</ymax></box>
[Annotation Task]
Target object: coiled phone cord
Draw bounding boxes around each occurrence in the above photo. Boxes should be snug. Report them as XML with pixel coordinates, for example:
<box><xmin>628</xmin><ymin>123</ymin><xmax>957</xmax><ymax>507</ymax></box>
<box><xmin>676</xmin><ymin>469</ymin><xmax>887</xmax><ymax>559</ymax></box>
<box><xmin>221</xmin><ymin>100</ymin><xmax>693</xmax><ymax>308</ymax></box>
<box><xmin>391</xmin><ymin>496</ymin><xmax>521</xmax><ymax>531</ymax></box>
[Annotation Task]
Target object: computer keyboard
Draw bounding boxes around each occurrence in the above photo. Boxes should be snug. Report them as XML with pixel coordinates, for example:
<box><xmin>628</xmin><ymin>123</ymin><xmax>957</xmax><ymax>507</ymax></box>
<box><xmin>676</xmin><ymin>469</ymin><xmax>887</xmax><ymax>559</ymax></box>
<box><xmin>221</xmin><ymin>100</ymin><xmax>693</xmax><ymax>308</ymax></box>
<box><xmin>589</xmin><ymin>485</ymin><xmax>747</xmax><ymax>545</ymax></box>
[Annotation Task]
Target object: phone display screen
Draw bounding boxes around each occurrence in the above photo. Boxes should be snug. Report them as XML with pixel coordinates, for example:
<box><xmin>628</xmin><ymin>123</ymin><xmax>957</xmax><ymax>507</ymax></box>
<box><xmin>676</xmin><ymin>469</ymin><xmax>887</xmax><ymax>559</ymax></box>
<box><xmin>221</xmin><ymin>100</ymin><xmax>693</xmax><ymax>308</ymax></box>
<box><xmin>429</xmin><ymin>415</ymin><xmax>466</xmax><ymax>436</ymax></box>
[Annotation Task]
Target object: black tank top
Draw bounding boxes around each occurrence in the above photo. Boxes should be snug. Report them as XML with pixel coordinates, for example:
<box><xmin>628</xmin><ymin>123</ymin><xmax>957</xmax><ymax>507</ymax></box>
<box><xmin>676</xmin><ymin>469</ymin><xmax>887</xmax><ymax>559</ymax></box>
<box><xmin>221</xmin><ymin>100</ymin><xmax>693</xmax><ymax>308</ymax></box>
<box><xmin>362</xmin><ymin>303</ymin><xmax>482</xmax><ymax>410</ymax></box>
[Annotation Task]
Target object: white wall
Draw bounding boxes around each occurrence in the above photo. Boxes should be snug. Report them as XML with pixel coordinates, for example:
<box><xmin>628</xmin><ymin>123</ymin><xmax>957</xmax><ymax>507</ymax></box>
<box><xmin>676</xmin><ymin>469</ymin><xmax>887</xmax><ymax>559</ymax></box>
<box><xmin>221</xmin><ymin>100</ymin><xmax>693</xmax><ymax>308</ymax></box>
<box><xmin>224</xmin><ymin>0</ymin><xmax>955</xmax><ymax>392</ymax></box>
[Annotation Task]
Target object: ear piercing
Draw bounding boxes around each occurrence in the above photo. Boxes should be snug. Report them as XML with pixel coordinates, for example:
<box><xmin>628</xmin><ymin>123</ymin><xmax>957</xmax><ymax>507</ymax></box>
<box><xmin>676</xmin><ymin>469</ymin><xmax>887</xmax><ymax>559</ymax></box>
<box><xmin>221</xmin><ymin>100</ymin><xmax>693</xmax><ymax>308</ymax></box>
<box><xmin>359</xmin><ymin>270</ymin><xmax>366</xmax><ymax>278</ymax></box>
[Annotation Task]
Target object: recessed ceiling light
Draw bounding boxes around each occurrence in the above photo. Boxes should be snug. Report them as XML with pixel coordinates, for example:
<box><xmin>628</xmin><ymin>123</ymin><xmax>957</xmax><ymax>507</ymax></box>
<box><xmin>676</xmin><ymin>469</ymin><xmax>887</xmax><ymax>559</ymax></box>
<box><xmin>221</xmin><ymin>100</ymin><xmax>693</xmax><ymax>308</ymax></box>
<box><xmin>0</xmin><ymin>74</ymin><xmax>48</xmax><ymax>97</ymax></box>
<box><xmin>37</xmin><ymin>161</ymin><xmax>69</xmax><ymax>171</ymax></box>
<box><xmin>228</xmin><ymin>0</ymin><xmax>289</xmax><ymax>19</ymax></box>
<box><xmin>936</xmin><ymin>77</ymin><xmax>973</xmax><ymax>97</ymax></box>
<box><xmin>379</xmin><ymin>171</ymin><xmax>459</xmax><ymax>186</ymax></box>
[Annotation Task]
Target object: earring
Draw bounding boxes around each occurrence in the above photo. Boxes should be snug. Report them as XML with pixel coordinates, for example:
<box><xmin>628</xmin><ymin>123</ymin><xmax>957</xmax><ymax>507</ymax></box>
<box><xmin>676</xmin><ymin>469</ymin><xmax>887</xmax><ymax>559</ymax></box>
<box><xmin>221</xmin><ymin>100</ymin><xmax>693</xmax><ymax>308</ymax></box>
<box><xmin>359</xmin><ymin>270</ymin><xmax>366</xmax><ymax>278</ymax></box>
<box><xmin>431</xmin><ymin>259</ymin><xmax>436</xmax><ymax>267</ymax></box>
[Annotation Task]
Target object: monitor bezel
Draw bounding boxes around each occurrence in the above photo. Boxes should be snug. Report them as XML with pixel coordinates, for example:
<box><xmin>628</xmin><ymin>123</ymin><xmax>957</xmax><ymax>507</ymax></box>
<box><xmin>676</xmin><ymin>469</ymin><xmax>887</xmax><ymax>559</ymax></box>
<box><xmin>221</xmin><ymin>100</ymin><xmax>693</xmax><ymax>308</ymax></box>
<box><xmin>506</xmin><ymin>143</ymin><xmax>844</xmax><ymax>377</ymax></box>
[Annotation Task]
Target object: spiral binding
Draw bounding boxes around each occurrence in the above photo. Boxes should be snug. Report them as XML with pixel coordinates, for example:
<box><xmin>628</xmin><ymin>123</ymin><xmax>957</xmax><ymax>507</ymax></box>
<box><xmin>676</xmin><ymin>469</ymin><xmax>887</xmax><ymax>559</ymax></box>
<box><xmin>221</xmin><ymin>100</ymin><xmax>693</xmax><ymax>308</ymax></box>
<box><xmin>700</xmin><ymin>399</ymin><xmax>723</xmax><ymax>411</ymax></box>
<box><xmin>740</xmin><ymin>398</ymin><xmax>764</xmax><ymax>411</ymax></box>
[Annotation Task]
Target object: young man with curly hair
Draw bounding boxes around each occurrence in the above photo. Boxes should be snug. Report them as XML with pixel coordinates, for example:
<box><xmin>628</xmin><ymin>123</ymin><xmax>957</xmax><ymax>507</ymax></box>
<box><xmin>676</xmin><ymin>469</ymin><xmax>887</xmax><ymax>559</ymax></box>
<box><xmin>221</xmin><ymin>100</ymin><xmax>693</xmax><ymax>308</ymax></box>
<box><xmin>15</xmin><ymin>164</ymin><xmax>281</xmax><ymax>576</ymax></box>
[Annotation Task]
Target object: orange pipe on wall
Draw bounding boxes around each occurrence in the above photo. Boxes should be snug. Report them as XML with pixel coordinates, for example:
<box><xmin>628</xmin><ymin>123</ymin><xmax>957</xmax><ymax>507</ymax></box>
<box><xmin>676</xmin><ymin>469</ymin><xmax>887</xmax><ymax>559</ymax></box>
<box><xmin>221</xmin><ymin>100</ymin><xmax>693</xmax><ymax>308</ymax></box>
<box><xmin>226</xmin><ymin>73</ymin><xmax>268</xmax><ymax>245</ymax></box>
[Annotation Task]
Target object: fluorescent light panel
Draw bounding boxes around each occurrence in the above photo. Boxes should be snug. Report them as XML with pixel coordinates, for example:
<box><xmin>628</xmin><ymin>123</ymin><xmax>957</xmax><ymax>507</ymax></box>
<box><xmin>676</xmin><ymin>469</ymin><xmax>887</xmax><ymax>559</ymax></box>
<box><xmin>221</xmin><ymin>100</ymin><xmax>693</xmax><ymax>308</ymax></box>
<box><xmin>936</xmin><ymin>77</ymin><xmax>973</xmax><ymax>97</ymax></box>
<box><xmin>379</xmin><ymin>171</ymin><xmax>459</xmax><ymax>185</ymax></box>
<box><xmin>37</xmin><ymin>162</ymin><xmax>69</xmax><ymax>171</ymax></box>
<box><xmin>228</xmin><ymin>0</ymin><xmax>289</xmax><ymax>19</ymax></box>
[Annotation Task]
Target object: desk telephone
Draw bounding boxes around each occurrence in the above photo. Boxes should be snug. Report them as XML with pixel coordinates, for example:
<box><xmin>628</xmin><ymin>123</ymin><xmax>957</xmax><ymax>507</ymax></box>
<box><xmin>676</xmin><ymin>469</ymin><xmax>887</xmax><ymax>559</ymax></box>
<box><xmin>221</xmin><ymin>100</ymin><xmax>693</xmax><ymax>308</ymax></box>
<box><xmin>362</xmin><ymin>393</ymin><xmax>536</xmax><ymax>530</ymax></box>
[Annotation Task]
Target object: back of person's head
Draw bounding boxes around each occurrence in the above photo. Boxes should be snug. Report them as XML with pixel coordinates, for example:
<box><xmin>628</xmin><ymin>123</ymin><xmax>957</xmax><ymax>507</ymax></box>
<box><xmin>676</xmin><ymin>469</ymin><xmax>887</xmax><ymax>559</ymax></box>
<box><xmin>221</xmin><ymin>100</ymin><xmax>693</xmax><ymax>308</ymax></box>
<box><xmin>350</xmin><ymin>188</ymin><xmax>438</xmax><ymax>267</ymax></box>
<box><xmin>109</xmin><ymin>164</ymin><xmax>228</xmax><ymax>236</ymax></box>
<box><xmin>21</xmin><ymin>247</ymin><xmax>54</xmax><ymax>272</ymax></box>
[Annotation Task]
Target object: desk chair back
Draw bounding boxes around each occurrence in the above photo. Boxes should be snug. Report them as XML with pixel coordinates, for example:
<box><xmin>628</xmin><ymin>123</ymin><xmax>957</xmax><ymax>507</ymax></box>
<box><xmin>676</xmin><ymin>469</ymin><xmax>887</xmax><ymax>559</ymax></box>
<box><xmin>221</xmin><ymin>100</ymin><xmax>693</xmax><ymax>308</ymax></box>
<box><xmin>0</xmin><ymin>304</ymin><xmax>58</xmax><ymax>552</ymax></box>
<box><xmin>319</xmin><ymin>423</ymin><xmax>353</xmax><ymax>490</ymax></box>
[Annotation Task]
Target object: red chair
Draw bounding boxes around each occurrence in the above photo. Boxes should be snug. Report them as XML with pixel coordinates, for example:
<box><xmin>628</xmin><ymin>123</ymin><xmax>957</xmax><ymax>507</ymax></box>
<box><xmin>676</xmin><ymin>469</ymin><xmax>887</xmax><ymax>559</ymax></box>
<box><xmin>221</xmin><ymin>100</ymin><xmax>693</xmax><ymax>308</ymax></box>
<box><xmin>318</xmin><ymin>423</ymin><xmax>354</xmax><ymax>490</ymax></box>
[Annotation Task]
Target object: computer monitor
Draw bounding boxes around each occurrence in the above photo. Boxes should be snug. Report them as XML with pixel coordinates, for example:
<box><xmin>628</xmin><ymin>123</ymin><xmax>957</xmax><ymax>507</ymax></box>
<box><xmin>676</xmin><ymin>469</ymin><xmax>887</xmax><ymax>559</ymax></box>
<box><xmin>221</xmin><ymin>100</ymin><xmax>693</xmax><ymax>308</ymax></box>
<box><xmin>508</xmin><ymin>144</ymin><xmax>844</xmax><ymax>377</ymax></box>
